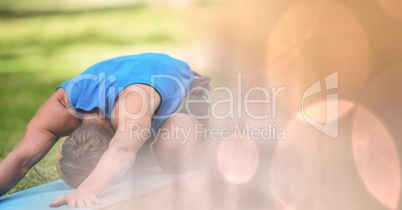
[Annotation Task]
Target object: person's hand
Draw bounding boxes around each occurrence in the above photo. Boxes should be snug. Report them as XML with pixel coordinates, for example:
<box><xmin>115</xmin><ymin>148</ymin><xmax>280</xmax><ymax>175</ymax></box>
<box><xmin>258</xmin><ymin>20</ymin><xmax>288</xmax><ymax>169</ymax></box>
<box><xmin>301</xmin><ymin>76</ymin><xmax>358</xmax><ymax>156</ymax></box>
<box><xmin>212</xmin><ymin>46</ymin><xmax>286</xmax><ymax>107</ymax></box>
<box><xmin>49</xmin><ymin>188</ymin><xmax>102</xmax><ymax>208</ymax></box>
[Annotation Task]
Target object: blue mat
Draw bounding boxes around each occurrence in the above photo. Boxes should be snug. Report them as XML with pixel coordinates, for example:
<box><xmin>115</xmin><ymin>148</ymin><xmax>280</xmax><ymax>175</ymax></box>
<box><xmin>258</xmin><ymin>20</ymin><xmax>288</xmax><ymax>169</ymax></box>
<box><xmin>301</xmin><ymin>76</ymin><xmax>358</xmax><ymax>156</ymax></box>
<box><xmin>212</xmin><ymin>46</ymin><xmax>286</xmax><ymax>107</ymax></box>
<box><xmin>0</xmin><ymin>167</ymin><xmax>194</xmax><ymax>210</ymax></box>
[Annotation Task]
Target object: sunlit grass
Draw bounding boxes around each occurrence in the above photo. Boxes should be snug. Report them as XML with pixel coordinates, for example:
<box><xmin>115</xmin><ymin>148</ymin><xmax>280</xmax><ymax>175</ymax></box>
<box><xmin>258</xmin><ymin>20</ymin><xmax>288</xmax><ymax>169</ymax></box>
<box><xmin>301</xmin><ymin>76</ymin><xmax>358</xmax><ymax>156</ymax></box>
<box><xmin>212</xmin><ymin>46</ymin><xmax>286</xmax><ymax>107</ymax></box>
<box><xmin>0</xmin><ymin>5</ymin><xmax>193</xmax><ymax>73</ymax></box>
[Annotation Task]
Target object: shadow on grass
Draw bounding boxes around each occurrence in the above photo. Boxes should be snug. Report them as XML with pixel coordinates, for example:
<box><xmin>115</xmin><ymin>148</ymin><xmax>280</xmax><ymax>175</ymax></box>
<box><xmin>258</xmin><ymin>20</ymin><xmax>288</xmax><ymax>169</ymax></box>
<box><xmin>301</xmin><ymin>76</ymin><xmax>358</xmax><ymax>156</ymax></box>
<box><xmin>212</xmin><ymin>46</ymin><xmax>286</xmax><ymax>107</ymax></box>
<box><xmin>0</xmin><ymin>2</ymin><xmax>146</xmax><ymax>18</ymax></box>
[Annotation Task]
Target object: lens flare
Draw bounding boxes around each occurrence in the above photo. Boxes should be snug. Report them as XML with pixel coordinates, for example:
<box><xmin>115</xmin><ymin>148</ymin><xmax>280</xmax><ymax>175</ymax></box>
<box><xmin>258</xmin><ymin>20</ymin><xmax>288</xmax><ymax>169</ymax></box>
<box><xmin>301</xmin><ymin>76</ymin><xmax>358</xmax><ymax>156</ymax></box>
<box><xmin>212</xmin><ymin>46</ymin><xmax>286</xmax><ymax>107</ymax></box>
<box><xmin>216</xmin><ymin>135</ymin><xmax>259</xmax><ymax>183</ymax></box>
<box><xmin>266</xmin><ymin>0</ymin><xmax>369</xmax><ymax>114</ymax></box>
<box><xmin>375</xmin><ymin>0</ymin><xmax>402</xmax><ymax>22</ymax></box>
<box><xmin>270</xmin><ymin>118</ymin><xmax>329</xmax><ymax>209</ymax></box>
<box><xmin>352</xmin><ymin>105</ymin><xmax>401</xmax><ymax>209</ymax></box>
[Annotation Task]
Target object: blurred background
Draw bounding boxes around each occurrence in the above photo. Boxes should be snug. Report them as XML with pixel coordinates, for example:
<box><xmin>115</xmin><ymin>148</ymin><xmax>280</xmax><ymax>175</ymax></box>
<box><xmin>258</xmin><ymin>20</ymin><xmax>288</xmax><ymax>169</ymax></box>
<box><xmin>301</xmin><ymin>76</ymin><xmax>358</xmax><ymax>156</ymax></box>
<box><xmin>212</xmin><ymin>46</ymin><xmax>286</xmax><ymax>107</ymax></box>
<box><xmin>0</xmin><ymin>0</ymin><xmax>401</xmax><ymax>209</ymax></box>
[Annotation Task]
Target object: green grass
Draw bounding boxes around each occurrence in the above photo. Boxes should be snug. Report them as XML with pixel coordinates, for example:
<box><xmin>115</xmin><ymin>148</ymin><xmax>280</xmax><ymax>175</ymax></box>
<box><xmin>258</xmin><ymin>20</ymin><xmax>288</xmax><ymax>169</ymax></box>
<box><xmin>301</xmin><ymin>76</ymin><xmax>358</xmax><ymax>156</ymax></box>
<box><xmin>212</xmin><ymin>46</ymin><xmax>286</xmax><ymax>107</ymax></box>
<box><xmin>0</xmin><ymin>3</ymin><xmax>194</xmax><ymax>195</ymax></box>
<box><xmin>0</xmin><ymin>72</ymin><xmax>65</xmax><ymax>195</ymax></box>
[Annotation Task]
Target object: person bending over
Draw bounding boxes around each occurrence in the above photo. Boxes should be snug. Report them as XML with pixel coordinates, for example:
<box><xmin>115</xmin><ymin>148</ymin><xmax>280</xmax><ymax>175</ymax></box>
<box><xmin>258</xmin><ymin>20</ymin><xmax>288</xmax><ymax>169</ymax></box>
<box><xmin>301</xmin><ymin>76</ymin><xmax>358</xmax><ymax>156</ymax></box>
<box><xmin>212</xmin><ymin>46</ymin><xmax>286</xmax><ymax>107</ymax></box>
<box><xmin>0</xmin><ymin>53</ymin><xmax>211</xmax><ymax>208</ymax></box>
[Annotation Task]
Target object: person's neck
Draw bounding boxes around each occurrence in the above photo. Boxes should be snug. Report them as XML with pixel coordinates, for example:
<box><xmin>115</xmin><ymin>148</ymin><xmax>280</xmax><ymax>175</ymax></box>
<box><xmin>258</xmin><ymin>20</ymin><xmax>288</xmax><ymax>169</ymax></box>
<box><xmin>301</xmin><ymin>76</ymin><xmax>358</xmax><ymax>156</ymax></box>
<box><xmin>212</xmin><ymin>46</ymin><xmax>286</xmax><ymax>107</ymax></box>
<box><xmin>81</xmin><ymin>109</ymin><xmax>115</xmax><ymax>131</ymax></box>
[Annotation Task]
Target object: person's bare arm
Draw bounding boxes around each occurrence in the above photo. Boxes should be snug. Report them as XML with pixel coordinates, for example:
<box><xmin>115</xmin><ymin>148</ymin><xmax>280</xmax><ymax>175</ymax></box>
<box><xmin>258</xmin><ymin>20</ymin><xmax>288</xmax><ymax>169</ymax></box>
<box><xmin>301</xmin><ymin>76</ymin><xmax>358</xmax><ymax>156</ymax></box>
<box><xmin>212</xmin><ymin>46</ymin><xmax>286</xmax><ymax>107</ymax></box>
<box><xmin>49</xmin><ymin>84</ymin><xmax>161</xmax><ymax>208</ymax></box>
<box><xmin>0</xmin><ymin>89</ymin><xmax>81</xmax><ymax>196</ymax></box>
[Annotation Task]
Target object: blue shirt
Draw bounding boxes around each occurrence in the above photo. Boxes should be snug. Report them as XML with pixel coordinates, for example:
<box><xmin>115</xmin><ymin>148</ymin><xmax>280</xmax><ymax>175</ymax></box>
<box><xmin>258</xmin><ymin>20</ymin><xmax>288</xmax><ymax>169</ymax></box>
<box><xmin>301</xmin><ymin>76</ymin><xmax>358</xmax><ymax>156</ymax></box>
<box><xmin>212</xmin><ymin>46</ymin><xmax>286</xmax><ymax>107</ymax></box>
<box><xmin>57</xmin><ymin>53</ymin><xmax>194</xmax><ymax>130</ymax></box>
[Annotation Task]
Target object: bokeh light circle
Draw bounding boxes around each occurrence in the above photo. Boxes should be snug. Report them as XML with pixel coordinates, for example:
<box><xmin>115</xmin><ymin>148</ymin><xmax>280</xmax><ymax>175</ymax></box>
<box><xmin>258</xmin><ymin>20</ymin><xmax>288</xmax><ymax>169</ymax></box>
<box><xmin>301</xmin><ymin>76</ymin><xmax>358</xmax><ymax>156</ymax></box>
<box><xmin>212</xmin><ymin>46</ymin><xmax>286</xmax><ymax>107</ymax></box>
<box><xmin>216</xmin><ymin>135</ymin><xmax>259</xmax><ymax>183</ymax></box>
<box><xmin>375</xmin><ymin>0</ymin><xmax>402</xmax><ymax>22</ymax></box>
<box><xmin>270</xmin><ymin>116</ymin><xmax>332</xmax><ymax>209</ymax></box>
<box><xmin>271</xmin><ymin>99</ymin><xmax>357</xmax><ymax>209</ymax></box>
<box><xmin>266</xmin><ymin>1</ymin><xmax>369</xmax><ymax>115</ymax></box>
<box><xmin>352</xmin><ymin>105</ymin><xmax>401</xmax><ymax>209</ymax></box>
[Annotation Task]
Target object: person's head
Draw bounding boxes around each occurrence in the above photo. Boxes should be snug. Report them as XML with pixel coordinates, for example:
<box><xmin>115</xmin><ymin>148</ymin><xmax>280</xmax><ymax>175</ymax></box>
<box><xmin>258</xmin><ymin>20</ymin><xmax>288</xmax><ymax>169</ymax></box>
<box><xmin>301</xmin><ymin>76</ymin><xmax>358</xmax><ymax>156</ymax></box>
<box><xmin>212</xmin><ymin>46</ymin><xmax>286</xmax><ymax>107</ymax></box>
<box><xmin>55</xmin><ymin>119</ymin><xmax>115</xmax><ymax>188</ymax></box>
